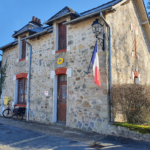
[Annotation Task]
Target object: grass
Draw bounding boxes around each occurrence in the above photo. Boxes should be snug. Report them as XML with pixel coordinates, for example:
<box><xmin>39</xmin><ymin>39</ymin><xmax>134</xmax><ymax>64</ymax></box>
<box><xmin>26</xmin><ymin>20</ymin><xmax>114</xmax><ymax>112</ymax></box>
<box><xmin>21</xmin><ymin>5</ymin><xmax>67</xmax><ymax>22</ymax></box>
<box><xmin>113</xmin><ymin>122</ymin><xmax>150</xmax><ymax>134</ymax></box>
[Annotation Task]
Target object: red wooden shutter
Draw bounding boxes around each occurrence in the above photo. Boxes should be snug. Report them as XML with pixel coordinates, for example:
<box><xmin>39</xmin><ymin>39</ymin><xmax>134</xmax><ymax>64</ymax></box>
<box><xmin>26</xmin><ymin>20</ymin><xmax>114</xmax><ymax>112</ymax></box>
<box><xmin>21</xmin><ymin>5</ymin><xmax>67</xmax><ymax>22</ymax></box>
<box><xmin>22</xmin><ymin>39</ymin><xmax>26</xmax><ymax>59</ymax></box>
<box><xmin>58</xmin><ymin>23</ymin><xmax>66</xmax><ymax>50</ymax></box>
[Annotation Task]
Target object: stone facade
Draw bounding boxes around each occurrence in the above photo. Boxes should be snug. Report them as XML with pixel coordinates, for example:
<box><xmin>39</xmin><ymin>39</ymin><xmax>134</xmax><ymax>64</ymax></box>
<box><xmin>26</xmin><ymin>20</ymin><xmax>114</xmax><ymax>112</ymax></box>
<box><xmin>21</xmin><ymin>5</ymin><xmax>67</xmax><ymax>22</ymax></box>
<box><xmin>0</xmin><ymin>0</ymin><xmax>150</xmax><ymax>134</ymax></box>
<box><xmin>106</xmin><ymin>0</ymin><xmax>150</xmax><ymax>85</ymax></box>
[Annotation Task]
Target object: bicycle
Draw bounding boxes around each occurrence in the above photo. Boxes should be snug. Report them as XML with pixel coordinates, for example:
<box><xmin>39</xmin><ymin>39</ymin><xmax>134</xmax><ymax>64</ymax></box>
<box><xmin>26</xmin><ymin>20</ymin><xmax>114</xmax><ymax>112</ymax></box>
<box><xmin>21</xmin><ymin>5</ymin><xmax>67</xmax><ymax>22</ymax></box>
<box><xmin>2</xmin><ymin>100</ymin><xmax>26</xmax><ymax>120</ymax></box>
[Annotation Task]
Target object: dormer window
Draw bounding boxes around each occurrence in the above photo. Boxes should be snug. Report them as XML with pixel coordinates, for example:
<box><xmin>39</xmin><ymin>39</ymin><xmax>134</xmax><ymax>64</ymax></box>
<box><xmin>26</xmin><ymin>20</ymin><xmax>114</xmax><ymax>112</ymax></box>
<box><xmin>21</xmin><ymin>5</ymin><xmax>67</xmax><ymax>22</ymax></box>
<box><xmin>58</xmin><ymin>22</ymin><xmax>66</xmax><ymax>51</ymax></box>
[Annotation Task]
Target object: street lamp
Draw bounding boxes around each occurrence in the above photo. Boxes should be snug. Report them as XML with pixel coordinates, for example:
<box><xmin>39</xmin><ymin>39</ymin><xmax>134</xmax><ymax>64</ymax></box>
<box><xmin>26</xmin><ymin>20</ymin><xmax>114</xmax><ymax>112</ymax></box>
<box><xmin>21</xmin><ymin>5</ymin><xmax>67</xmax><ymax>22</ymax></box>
<box><xmin>92</xmin><ymin>19</ymin><xmax>103</xmax><ymax>37</ymax></box>
<box><xmin>92</xmin><ymin>19</ymin><xmax>105</xmax><ymax>51</ymax></box>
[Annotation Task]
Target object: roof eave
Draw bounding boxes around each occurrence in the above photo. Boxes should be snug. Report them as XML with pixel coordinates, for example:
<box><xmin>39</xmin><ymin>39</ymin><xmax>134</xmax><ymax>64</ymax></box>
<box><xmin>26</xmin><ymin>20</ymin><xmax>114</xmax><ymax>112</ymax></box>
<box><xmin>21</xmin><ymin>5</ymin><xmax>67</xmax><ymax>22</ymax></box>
<box><xmin>44</xmin><ymin>12</ymin><xmax>73</xmax><ymax>25</ymax></box>
<box><xmin>12</xmin><ymin>29</ymin><xmax>29</xmax><ymax>38</ymax></box>
<box><xmin>0</xmin><ymin>42</ymin><xmax>18</xmax><ymax>51</ymax></box>
<box><xmin>21</xmin><ymin>28</ymin><xmax>53</xmax><ymax>40</ymax></box>
<box><xmin>63</xmin><ymin>6</ymin><xmax>112</xmax><ymax>25</ymax></box>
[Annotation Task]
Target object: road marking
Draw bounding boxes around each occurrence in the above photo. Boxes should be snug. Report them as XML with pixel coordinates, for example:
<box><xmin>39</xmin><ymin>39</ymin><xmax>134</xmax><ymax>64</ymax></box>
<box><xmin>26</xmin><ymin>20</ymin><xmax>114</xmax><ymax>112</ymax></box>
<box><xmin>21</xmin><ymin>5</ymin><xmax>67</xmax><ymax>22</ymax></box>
<box><xmin>0</xmin><ymin>135</ymin><xmax>48</xmax><ymax>149</ymax></box>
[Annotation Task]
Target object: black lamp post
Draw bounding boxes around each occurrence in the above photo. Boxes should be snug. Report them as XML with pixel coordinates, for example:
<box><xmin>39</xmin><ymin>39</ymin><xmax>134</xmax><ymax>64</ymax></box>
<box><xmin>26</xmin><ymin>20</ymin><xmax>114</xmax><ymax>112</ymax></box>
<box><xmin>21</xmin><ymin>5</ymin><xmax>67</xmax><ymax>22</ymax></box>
<box><xmin>92</xmin><ymin>19</ymin><xmax>105</xmax><ymax>51</ymax></box>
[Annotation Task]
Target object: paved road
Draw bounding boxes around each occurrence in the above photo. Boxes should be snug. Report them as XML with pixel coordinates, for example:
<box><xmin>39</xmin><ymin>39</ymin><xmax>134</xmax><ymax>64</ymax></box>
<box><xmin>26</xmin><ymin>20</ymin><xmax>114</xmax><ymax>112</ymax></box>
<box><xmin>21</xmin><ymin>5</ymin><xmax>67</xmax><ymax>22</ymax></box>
<box><xmin>0</xmin><ymin>118</ymin><xmax>150</xmax><ymax>150</ymax></box>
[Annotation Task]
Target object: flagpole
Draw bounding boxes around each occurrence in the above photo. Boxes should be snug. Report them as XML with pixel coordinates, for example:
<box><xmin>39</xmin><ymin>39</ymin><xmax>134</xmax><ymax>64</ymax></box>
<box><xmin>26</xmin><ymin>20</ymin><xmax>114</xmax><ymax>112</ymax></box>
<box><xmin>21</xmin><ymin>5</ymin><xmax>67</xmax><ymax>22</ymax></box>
<box><xmin>84</xmin><ymin>40</ymin><xmax>97</xmax><ymax>74</ymax></box>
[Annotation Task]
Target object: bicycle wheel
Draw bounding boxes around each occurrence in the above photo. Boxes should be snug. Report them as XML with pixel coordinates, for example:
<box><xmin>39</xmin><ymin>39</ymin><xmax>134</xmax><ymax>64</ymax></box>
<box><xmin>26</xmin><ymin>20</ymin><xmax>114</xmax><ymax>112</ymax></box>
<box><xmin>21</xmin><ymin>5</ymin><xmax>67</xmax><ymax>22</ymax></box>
<box><xmin>3</xmin><ymin>109</ymin><xmax>13</xmax><ymax>118</ymax></box>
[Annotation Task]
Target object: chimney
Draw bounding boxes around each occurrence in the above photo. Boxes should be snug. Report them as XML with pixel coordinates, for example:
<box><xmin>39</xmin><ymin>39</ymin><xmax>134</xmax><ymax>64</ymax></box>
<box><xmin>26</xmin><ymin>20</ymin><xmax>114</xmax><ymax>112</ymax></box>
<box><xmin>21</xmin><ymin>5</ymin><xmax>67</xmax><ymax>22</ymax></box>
<box><xmin>35</xmin><ymin>17</ymin><xmax>38</xmax><ymax>22</ymax></box>
<box><xmin>32</xmin><ymin>16</ymin><xmax>35</xmax><ymax>21</ymax></box>
<box><xmin>38</xmin><ymin>19</ymin><xmax>41</xmax><ymax>24</ymax></box>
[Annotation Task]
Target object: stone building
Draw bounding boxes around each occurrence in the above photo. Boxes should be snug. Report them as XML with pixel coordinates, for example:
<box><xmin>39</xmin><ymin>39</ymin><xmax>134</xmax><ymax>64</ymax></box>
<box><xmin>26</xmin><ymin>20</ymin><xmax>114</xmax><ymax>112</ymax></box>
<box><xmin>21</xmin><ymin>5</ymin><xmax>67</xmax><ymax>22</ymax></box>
<box><xmin>0</xmin><ymin>0</ymin><xmax>150</xmax><ymax>134</ymax></box>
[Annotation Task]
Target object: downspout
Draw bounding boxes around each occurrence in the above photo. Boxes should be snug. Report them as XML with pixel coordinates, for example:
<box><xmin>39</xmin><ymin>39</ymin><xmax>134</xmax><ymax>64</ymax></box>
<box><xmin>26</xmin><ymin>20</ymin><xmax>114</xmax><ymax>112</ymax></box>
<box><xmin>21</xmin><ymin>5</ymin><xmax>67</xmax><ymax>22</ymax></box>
<box><xmin>100</xmin><ymin>12</ymin><xmax>113</xmax><ymax>122</ymax></box>
<box><xmin>25</xmin><ymin>39</ymin><xmax>32</xmax><ymax>121</ymax></box>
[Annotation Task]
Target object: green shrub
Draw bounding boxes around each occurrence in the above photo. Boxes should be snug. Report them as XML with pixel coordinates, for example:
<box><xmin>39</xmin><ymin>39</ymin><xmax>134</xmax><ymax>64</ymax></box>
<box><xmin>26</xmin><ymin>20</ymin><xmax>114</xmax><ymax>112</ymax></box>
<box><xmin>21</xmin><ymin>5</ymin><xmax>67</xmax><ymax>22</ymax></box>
<box><xmin>112</xmin><ymin>84</ymin><xmax>150</xmax><ymax>125</ymax></box>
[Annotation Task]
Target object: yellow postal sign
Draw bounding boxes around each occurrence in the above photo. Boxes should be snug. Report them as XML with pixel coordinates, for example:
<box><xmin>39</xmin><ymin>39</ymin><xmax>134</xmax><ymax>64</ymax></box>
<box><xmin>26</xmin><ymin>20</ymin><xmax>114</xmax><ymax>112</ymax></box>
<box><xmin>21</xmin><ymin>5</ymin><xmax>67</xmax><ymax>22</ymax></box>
<box><xmin>57</xmin><ymin>58</ymin><xmax>64</xmax><ymax>65</ymax></box>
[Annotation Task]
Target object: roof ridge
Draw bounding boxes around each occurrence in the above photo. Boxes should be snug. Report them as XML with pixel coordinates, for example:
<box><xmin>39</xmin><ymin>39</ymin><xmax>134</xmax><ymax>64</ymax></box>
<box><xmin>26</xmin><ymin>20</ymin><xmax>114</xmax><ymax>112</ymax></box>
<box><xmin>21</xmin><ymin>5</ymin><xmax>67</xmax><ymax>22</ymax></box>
<box><xmin>49</xmin><ymin>6</ymin><xmax>70</xmax><ymax>20</ymax></box>
<box><xmin>80</xmin><ymin>0</ymin><xmax>119</xmax><ymax>15</ymax></box>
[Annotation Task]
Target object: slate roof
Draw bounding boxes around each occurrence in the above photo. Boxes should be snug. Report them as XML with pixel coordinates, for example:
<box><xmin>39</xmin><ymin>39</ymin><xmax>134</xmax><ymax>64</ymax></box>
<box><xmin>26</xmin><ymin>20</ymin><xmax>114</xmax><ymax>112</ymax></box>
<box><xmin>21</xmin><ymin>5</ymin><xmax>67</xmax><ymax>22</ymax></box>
<box><xmin>45</xmin><ymin>0</ymin><xmax>123</xmax><ymax>25</ymax></box>
<box><xmin>0</xmin><ymin>26</ymin><xmax>52</xmax><ymax>50</ymax></box>
<box><xmin>0</xmin><ymin>40</ymin><xmax>18</xmax><ymax>50</ymax></box>
<box><xmin>80</xmin><ymin>0</ymin><xmax>122</xmax><ymax>16</ymax></box>
<box><xmin>45</xmin><ymin>6</ymin><xmax>80</xmax><ymax>25</ymax></box>
<box><xmin>12</xmin><ymin>22</ymin><xmax>44</xmax><ymax>38</ymax></box>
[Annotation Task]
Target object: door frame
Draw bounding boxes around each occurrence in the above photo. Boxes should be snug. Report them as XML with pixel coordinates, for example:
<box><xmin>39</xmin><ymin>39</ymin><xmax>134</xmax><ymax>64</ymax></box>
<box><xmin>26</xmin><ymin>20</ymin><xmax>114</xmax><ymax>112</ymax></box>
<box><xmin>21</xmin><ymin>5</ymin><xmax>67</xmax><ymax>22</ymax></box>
<box><xmin>51</xmin><ymin>68</ymin><xmax>72</xmax><ymax>126</ymax></box>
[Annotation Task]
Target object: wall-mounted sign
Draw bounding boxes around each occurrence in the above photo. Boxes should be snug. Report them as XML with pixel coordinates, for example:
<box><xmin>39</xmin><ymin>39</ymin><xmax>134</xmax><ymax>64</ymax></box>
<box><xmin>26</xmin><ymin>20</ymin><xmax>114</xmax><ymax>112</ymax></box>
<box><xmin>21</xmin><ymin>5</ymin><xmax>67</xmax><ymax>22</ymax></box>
<box><xmin>57</xmin><ymin>58</ymin><xmax>64</xmax><ymax>65</ymax></box>
<box><xmin>45</xmin><ymin>91</ymin><xmax>48</xmax><ymax>96</ymax></box>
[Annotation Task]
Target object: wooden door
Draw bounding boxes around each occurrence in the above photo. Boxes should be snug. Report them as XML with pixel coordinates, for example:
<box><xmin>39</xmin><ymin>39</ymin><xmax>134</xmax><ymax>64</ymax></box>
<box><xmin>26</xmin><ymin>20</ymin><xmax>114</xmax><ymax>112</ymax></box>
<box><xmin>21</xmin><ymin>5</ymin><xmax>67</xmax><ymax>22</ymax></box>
<box><xmin>57</xmin><ymin>75</ymin><xmax>67</xmax><ymax>123</ymax></box>
<box><xmin>58</xmin><ymin>23</ymin><xmax>66</xmax><ymax>50</ymax></box>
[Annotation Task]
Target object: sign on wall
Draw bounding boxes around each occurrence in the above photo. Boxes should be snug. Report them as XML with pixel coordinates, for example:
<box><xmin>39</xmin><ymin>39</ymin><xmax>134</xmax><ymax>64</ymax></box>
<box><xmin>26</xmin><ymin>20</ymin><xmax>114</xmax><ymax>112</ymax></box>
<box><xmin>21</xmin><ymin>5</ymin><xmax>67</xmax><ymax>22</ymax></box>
<box><xmin>45</xmin><ymin>91</ymin><xmax>48</xmax><ymax>96</ymax></box>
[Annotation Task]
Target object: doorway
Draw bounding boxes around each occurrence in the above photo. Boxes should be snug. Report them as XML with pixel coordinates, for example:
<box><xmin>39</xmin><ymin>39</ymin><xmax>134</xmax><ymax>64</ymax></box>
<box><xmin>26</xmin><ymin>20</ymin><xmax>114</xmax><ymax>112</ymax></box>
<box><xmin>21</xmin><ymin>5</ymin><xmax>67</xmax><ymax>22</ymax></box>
<box><xmin>57</xmin><ymin>75</ymin><xmax>67</xmax><ymax>123</ymax></box>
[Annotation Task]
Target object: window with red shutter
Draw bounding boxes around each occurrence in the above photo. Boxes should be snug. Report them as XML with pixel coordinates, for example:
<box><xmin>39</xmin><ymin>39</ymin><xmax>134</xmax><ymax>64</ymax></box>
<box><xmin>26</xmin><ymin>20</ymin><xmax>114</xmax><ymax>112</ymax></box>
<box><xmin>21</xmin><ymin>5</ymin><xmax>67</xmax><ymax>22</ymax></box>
<box><xmin>17</xmin><ymin>78</ymin><xmax>27</xmax><ymax>104</ymax></box>
<box><xmin>22</xmin><ymin>39</ymin><xmax>26</xmax><ymax>59</ymax></box>
<box><xmin>58</xmin><ymin>23</ymin><xmax>66</xmax><ymax>51</ymax></box>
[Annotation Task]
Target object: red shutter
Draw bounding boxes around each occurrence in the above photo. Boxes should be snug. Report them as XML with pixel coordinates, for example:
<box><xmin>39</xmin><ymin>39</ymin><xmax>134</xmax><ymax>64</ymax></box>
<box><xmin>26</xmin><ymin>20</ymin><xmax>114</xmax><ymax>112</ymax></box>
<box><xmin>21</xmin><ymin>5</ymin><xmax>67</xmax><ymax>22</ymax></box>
<box><xmin>58</xmin><ymin>23</ymin><xmax>66</xmax><ymax>50</ymax></box>
<box><xmin>22</xmin><ymin>39</ymin><xmax>26</xmax><ymax>59</ymax></box>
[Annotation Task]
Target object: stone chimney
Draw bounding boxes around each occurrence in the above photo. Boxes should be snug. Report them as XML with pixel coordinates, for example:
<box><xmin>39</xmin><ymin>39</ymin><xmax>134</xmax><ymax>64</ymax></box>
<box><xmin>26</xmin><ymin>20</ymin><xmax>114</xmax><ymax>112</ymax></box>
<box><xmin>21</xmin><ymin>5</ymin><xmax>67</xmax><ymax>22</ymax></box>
<box><xmin>31</xmin><ymin>16</ymin><xmax>42</xmax><ymax>27</ymax></box>
<box><xmin>32</xmin><ymin>16</ymin><xmax>35</xmax><ymax>21</ymax></box>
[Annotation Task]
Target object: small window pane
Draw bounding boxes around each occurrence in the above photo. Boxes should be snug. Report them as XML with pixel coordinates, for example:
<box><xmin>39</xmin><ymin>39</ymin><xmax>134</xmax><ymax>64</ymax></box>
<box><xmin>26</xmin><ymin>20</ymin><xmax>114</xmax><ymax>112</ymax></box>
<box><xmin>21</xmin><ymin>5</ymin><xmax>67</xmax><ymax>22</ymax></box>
<box><xmin>59</xmin><ymin>75</ymin><xmax>67</xmax><ymax>82</ymax></box>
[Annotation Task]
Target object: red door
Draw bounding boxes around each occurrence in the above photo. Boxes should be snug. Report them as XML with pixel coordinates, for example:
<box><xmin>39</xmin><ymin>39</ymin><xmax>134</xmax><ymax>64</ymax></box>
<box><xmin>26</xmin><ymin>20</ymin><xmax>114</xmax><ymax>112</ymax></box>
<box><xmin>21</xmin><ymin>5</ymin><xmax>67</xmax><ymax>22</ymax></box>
<box><xmin>58</xmin><ymin>23</ymin><xmax>66</xmax><ymax>50</ymax></box>
<box><xmin>57</xmin><ymin>75</ymin><xmax>67</xmax><ymax>123</ymax></box>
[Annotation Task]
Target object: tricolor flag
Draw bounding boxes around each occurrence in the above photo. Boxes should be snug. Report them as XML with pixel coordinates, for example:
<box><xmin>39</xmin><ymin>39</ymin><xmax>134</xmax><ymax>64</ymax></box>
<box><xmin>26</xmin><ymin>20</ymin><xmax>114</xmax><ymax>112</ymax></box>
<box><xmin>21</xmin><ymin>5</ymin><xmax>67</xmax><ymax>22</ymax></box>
<box><xmin>91</xmin><ymin>41</ymin><xmax>101</xmax><ymax>87</ymax></box>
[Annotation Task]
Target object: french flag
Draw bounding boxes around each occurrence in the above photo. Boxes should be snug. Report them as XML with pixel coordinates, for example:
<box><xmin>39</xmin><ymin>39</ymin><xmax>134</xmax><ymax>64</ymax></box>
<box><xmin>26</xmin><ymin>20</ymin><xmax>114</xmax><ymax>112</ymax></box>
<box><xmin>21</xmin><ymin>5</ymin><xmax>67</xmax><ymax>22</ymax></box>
<box><xmin>91</xmin><ymin>41</ymin><xmax>101</xmax><ymax>87</ymax></box>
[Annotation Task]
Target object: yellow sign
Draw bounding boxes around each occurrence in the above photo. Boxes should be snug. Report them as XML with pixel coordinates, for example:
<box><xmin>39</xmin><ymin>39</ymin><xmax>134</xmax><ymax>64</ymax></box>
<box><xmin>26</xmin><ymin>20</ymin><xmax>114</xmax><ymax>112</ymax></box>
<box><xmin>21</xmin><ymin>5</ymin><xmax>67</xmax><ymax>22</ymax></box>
<box><xmin>57</xmin><ymin>58</ymin><xmax>64</xmax><ymax>65</ymax></box>
<box><xmin>4</xmin><ymin>97</ymin><xmax>11</xmax><ymax>105</ymax></box>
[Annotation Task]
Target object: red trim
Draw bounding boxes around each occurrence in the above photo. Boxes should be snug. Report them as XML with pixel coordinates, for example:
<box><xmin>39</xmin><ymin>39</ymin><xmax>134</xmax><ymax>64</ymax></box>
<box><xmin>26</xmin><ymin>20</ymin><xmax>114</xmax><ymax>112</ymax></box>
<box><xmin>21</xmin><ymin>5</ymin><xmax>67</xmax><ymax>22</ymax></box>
<box><xmin>55</xmin><ymin>68</ymin><xmax>67</xmax><ymax>75</ymax></box>
<box><xmin>16</xmin><ymin>73</ymin><xmax>28</xmax><ymax>79</ymax></box>
<box><xmin>56</xmin><ymin>49</ymin><xmax>67</xmax><ymax>53</ymax></box>
<box><xmin>19</xmin><ymin>58</ymin><xmax>26</xmax><ymax>61</ymax></box>
<box><xmin>15</xmin><ymin>104</ymin><xmax>26</xmax><ymax>107</ymax></box>
<box><xmin>134</xmin><ymin>71</ymin><xmax>139</xmax><ymax>78</ymax></box>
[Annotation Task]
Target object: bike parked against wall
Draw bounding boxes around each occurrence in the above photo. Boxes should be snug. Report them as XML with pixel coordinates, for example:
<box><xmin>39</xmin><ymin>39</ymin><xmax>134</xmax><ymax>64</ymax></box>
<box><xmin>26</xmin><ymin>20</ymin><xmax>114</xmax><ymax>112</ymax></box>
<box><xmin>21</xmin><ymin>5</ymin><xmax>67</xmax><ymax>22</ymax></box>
<box><xmin>2</xmin><ymin>100</ymin><xmax>26</xmax><ymax>120</ymax></box>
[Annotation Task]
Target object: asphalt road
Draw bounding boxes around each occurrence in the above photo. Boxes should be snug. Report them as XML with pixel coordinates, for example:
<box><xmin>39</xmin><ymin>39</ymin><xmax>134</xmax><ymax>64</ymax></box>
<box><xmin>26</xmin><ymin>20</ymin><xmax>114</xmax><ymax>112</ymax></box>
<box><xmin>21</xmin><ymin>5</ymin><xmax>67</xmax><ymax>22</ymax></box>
<box><xmin>0</xmin><ymin>119</ymin><xmax>150</xmax><ymax>150</ymax></box>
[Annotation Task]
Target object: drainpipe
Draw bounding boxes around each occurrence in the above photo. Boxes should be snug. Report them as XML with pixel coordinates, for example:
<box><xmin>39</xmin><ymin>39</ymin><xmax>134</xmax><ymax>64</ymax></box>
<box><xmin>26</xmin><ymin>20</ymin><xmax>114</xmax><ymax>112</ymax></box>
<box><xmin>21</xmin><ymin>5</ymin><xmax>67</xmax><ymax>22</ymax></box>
<box><xmin>25</xmin><ymin>39</ymin><xmax>32</xmax><ymax>121</ymax></box>
<box><xmin>100</xmin><ymin>12</ymin><xmax>113</xmax><ymax>122</ymax></box>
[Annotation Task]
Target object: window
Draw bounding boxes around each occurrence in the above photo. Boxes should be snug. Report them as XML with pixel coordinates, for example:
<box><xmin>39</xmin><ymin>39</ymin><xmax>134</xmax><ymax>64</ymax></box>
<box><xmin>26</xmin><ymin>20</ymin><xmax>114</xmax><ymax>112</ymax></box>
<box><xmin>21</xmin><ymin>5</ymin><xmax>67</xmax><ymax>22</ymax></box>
<box><xmin>58</xmin><ymin>23</ymin><xmax>66</xmax><ymax>51</ymax></box>
<box><xmin>21</xmin><ymin>39</ymin><xmax>26</xmax><ymax>59</ymax></box>
<box><xmin>17</xmin><ymin>78</ymin><xmax>27</xmax><ymax>104</ymax></box>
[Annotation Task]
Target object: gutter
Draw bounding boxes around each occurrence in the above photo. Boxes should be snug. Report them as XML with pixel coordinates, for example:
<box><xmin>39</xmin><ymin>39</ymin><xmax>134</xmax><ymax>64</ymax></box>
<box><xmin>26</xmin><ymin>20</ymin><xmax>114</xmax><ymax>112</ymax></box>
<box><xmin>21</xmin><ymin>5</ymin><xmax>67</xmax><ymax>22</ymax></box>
<box><xmin>63</xmin><ymin>7</ymin><xmax>112</xmax><ymax>25</ymax></box>
<box><xmin>24</xmin><ymin>39</ymin><xmax>32</xmax><ymax>122</ymax></box>
<box><xmin>100</xmin><ymin>12</ymin><xmax>113</xmax><ymax>123</ymax></box>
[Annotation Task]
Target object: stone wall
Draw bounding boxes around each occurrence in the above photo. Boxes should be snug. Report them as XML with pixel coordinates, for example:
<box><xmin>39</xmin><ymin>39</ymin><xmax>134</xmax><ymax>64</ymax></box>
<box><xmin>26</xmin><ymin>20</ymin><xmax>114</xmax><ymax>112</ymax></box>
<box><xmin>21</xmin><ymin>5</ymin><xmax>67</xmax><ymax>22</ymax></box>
<box><xmin>106</xmin><ymin>0</ymin><xmax>150</xmax><ymax>85</ymax></box>
<box><xmin>108</xmin><ymin>124</ymin><xmax>150</xmax><ymax>143</ymax></box>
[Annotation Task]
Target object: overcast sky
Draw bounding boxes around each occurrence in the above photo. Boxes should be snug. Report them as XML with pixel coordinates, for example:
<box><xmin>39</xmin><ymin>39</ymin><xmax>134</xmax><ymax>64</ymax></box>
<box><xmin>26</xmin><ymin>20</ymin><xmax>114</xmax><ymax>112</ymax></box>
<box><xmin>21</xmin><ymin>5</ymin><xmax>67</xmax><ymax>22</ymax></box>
<box><xmin>0</xmin><ymin>0</ymin><xmax>149</xmax><ymax>56</ymax></box>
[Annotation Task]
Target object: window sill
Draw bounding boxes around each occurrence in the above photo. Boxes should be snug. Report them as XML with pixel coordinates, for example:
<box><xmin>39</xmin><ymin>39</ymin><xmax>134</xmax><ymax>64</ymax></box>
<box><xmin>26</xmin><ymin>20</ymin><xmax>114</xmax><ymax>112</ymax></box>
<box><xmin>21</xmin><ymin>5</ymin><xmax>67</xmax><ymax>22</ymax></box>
<box><xmin>19</xmin><ymin>58</ymin><xmax>26</xmax><ymax>61</ymax></box>
<box><xmin>15</xmin><ymin>104</ymin><xmax>26</xmax><ymax>107</ymax></box>
<box><xmin>56</xmin><ymin>49</ymin><xmax>67</xmax><ymax>53</ymax></box>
